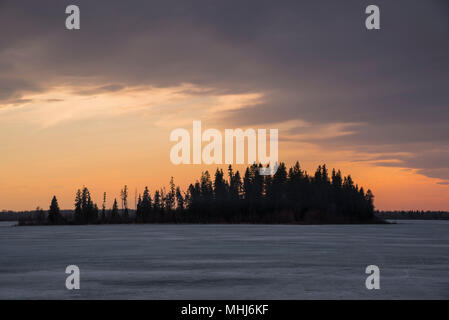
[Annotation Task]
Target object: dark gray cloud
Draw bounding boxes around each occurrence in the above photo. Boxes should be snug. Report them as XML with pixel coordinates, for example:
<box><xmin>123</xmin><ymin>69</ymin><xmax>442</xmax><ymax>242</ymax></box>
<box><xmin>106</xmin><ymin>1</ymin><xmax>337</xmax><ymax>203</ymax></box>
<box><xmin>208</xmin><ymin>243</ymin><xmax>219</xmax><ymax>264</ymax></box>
<box><xmin>74</xmin><ymin>84</ymin><xmax>126</xmax><ymax>96</ymax></box>
<box><xmin>0</xmin><ymin>77</ymin><xmax>41</xmax><ymax>104</ymax></box>
<box><xmin>0</xmin><ymin>0</ymin><xmax>448</xmax><ymax>182</ymax></box>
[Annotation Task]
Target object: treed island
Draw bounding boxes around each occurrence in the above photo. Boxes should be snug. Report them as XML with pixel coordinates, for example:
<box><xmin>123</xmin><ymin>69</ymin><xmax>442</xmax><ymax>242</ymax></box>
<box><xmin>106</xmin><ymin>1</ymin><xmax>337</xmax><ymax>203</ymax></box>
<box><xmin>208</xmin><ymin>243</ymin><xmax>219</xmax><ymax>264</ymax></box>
<box><xmin>19</xmin><ymin>162</ymin><xmax>383</xmax><ymax>225</ymax></box>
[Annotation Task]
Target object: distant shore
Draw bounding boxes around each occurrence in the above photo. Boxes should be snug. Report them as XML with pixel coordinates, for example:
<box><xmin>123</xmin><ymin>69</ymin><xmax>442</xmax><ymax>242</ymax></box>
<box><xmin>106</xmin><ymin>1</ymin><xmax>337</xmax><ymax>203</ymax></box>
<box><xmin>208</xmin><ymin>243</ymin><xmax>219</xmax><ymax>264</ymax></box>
<box><xmin>5</xmin><ymin>210</ymin><xmax>389</xmax><ymax>225</ymax></box>
<box><xmin>14</xmin><ymin>218</ymin><xmax>389</xmax><ymax>226</ymax></box>
<box><xmin>375</xmin><ymin>211</ymin><xmax>449</xmax><ymax>220</ymax></box>
<box><xmin>3</xmin><ymin>210</ymin><xmax>448</xmax><ymax>224</ymax></box>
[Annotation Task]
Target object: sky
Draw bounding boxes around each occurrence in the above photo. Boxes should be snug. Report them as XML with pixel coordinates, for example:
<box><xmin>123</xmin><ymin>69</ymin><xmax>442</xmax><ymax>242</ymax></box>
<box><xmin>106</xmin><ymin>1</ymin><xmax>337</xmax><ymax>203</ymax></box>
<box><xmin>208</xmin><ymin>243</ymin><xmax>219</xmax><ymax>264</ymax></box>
<box><xmin>0</xmin><ymin>0</ymin><xmax>448</xmax><ymax>211</ymax></box>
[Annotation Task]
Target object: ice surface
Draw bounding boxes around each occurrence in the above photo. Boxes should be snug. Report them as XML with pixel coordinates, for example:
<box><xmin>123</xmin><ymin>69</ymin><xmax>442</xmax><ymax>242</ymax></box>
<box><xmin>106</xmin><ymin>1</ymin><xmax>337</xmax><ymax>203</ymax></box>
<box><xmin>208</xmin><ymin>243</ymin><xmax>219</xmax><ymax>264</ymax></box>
<box><xmin>0</xmin><ymin>220</ymin><xmax>448</xmax><ymax>299</ymax></box>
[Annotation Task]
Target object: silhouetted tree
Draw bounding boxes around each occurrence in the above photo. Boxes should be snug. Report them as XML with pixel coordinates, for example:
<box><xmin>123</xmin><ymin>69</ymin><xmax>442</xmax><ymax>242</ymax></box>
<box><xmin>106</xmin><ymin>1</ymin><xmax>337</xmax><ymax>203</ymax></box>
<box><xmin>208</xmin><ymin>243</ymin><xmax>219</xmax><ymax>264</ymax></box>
<box><xmin>48</xmin><ymin>196</ymin><xmax>61</xmax><ymax>224</ymax></box>
<box><xmin>153</xmin><ymin>190</ymin><xmax>162</xmax><ymax>213</ymax></box>
<box><xmin>228</xmin><ymin>165</ymin><xmax>242</xmax><ymax>202</ymax></box>
<box><xmin>175</xmin><ymin>187</ymin><xmax>184</xmax><ymax>212</ymax></box>
<box><xmin>121</xmin><ymin>185</ymin><xmax>129</xmax><ymax>220</ymax></box>
<box><xmin>101</xmin><ymin>192</ymin><xmax>107</xmax><ymax>222</ymax></box>
<box><xmin>110</xmin><ymin>198</ymin><xmax>119</xmax><ymax>222</ymax></box>
<box><xmin>332</xmin><ymin>169</ymin><xmax>342</xmax><ymax>188</ymax></box>
<box><xmin>81</xmin><ymin>187</ymin><xmax>97</xmax><ymax>223</ymax></box>
<box><xmin>165</xmin><ymin>177</ymin><xmax>176</xmax><ymax>212</ymax></box>
<box><xmin>140</xmin><ymin>187</ymin><xmax>152</xmax><ymax>222</ymax></box>
<box><xmin>74</xmin><ymin>189</ymin><xmax>82</xmax><ymax>223</ymax></box>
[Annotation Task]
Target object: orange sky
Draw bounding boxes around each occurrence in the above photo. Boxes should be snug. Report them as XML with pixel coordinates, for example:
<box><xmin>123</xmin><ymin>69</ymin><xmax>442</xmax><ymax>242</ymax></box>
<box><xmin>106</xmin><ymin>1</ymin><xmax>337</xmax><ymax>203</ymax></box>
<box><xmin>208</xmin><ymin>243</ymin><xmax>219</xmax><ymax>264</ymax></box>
<box><xmin>1</xmin><ymin>85</ymin><xmax>448</xmax><ymax>211</ymax></box>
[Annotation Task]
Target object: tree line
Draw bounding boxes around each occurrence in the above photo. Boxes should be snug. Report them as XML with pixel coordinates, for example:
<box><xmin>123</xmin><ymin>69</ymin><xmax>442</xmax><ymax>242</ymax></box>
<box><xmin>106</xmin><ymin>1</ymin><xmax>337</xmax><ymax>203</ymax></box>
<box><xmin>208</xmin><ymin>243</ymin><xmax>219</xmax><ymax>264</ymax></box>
<box><xmin>19</xmin><ymin>161</ymin><xmax>380</xmax><ymax>225</ymax></box>
<box><xmin>375</xmin><ymin>210</ymin><xmax>449</xmax><ymax>220</ymax></box>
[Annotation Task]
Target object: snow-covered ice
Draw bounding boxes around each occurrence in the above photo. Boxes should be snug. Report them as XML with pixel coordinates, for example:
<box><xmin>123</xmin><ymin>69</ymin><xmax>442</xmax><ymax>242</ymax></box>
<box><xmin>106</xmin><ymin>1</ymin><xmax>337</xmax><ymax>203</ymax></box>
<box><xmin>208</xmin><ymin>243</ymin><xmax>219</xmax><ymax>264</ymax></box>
<box><xmin>0</xmin><ymin>220</ymin><xmax>448</xmax><ymax>299</ymax></box>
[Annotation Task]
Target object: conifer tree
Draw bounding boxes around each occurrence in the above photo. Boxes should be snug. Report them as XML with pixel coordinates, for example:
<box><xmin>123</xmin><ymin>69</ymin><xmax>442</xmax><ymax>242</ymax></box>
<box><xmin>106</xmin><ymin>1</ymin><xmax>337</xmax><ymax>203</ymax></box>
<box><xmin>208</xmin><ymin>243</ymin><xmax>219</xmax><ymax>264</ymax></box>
<box><xmin>74</xmin><ymin>189</ymin><xmax>82</xmax><ymax>223</ymax></box>
<box><xmin>111</xmin><ymin>198</ymin><xmax>119</xmax><ymax>222</ymax></box>
<box><xmin>48</xmin><ymin>195</ymin><xmax>61</xmax><ymax>224</ymax></box>
<box><xmin>153</xmin><ymin>190</ymin><xmax>162</xmax><ymax>213</ymax></box>
<box><xmin>101</xmin><ymin>192</ymin><xmax>107</xmax><ymax>222</ymax></box>
<box><xmin>121</xmin><ymin>185</ymin><xmax>129</xmax><ymax>220</ymax></box>
<box><xmin>175</xmin><ymin>186</ymin><xmax>184</xmax><ymax>211</ymax></box>
<box><xmin>214</xmin><ymin>169</ymin><xmax>227</xmax><ymax>202</ymax></box>
<box><xmin>166</xmin><ymin>177</ymin><xmax>176</xmax><ymax>211</ymax></box>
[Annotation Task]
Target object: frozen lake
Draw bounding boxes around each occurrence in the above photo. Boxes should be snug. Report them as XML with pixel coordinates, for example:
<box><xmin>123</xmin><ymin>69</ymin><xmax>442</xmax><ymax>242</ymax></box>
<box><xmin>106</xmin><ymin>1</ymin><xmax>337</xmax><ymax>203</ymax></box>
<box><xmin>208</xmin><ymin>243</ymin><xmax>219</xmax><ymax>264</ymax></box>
<box><xmin>0</xmin><ymin>220</ymin><xmax>448</xmax><ymax>299</ymax></box>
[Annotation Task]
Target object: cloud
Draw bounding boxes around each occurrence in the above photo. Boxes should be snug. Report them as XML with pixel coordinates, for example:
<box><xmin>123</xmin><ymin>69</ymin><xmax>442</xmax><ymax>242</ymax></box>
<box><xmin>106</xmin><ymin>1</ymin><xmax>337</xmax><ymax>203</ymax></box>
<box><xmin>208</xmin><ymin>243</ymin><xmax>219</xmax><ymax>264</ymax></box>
<box><xmin>0</xmin><ymin>77</ymin><xmax>42</xmax><ymax>105</ymax></box>
<box><xmin>74</xmin><ymin>84</ymin><xmax>126</xmax><ymax>96</ymax></box>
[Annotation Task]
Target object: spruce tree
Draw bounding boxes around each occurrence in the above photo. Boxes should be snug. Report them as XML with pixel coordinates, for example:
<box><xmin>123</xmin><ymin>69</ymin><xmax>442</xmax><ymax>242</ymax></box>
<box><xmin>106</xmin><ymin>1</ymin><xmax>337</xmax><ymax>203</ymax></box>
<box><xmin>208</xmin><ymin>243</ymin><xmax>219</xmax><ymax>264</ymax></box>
<box><xmin>175</xmin><ymin>187</ymin><xmax>184</xmax><ymax>211</ymax></box>
<box><xmin>48</xmin><ymin>196</ymin><xmax>61</xmax><ymax>224</ymax></box>
<box><xmin>121</xmin><ymin>185</ymin><xmax>129</xmax><ymax>220</ymax></box>
<box><xmin>74</xmin><ymin>189</ymin><xmax>82</xmax><ymax>223</ymax></box>
<box><xmin>141</xmin><ymin>187</ymin><xmax>152</xmax><ymax>222</ymax></box>
<box><xmin>101</xmin><ymin>192</ymin><xmax>107</xmax><ymax>222</ymax></box>
<box><xmin>111</xmin><ymin>198</ymin><xmax>119</xmax><ymax>222</ymax></box>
